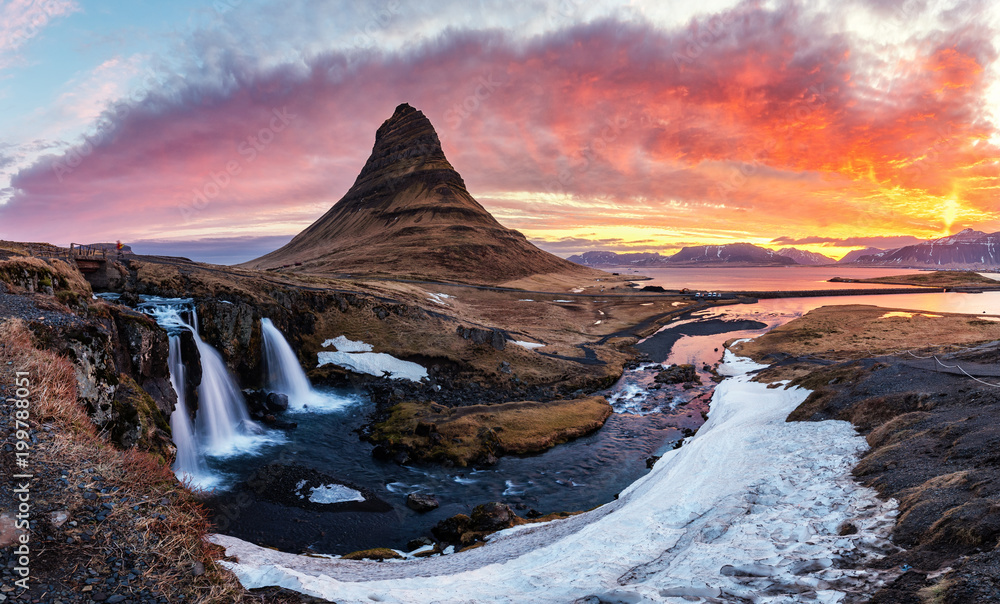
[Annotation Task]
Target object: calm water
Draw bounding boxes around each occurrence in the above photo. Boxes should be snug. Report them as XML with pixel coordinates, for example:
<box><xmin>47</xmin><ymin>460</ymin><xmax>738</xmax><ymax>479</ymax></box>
<box><xmin>624</xmin><ymin>266</ymin><xmax>928</xmax><ymax>291</ymax></box>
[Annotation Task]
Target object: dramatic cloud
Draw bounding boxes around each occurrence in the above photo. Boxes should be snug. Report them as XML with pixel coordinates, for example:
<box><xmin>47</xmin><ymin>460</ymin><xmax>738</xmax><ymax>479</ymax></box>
<box><xmin>770</xmin><ymin>235</ymin><xmax>926</xmax><ymax>248</ymax></box>
<box><xmin>1</xmin><ymin>2</ymin><xmax>998</xmax><ymax>261</ymax></box>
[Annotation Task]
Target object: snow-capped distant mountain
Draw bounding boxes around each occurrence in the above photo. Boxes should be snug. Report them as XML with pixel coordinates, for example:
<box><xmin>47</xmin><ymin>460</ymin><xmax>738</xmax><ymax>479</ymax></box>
<box><xmin>565</xmin><ymin>251</ymin><xmax>671</xmax><ymax>267</ymax></box>
<box><xmin>775</xmin><ymin>248</ymin><xmax>836</xmax><ymax>265</ymax></box>
<box><xmin>855</xmin><ymin>229</ymin><xmax>1000</xmax><ymax>268</ymax></box>
<box><xmin>669</xmin><ymin>243</ymin><xmax>796</xmax><ymax>265</ymax></box>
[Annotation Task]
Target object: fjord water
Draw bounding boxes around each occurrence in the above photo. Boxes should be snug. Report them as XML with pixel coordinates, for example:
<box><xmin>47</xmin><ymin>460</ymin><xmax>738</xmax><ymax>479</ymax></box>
<box><xmin>627</xmin><ymin>266</ymin><xmax>925</xmax><ymax>290</ymax></box>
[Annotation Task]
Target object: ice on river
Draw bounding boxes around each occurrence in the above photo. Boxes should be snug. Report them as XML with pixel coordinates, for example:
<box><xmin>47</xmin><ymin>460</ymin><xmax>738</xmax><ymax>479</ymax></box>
<box><xmin>211</xmin><ymin>348</ymin><xmax>900</xmax><ymax>603</ymax></box>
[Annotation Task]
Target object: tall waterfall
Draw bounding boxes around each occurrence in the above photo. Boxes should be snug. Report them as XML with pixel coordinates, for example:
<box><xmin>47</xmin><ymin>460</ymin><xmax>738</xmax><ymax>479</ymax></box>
<box><xmin>191</xmin><ymin>334</ymin><xmax>260</xmax><ymax>452</ymax></box>
<box><xmin>167</xmin><ymin>336</ymin><xmax>204</xmax><ymax>478</ymax></box>
<box><xmin>261</xmin><ymin>318</ymin><xmax>313</xmax><ymax>402</ymax></box>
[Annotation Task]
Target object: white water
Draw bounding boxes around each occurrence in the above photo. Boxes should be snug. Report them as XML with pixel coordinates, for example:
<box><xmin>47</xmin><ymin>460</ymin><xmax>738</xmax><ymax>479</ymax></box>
<box><xmin>261</xmin><ymin>318</ymin><xmax>313</xmax><ymax>402</ymax></box>
<box><xmin>192</xmin><ymin>335</ymin><xmax>262</xmax><ymax>455</ymax></box>
<box><xmin>167</xmin><ymin>336</ymin><xmax>207</xmax><ymax>482</ymax></box>
<box><xmin>139</xmin><ymin>298</ymin><xmax>274</xmax><ymax>481</ymax></box>
<box><xmin>262</xmin><ymin>319</ymin><xmax>358</xmax><ymax>412</ymax></box>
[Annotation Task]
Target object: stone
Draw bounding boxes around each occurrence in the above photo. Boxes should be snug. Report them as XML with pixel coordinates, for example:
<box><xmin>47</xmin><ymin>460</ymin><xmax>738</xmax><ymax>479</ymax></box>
<box><xmin>406</xmin><ymin>493</ymin><xmax>440</xmax><ymax>513</ymax></box>
<box><xmin>431</xmin><ymin>514</ymin><xmax>472</xmax><ymax>543</ymax></box>
<box><xmin>470</xmin><ymin>502</ymin><xmax>519</xmax><ymax>532</ymax></box>
<box><xmin>265</xmin><ymin>392</ymin><xmax>289</xmax><ymax>412</ymax></box>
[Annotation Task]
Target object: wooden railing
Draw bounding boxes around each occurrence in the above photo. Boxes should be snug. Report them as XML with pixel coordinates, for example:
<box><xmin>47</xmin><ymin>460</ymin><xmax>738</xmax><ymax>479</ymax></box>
<box><xmin>69</xmin><ymin>243</ymin><xmax>108</xmax><ymax>260</ymax></box>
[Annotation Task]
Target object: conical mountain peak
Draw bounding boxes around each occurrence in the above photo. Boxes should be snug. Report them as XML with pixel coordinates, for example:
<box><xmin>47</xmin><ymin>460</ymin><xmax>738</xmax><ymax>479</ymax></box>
<box><xmin>352</xmin><ymin>103</ymin><xmax>456</xmax><ymax>188</ymax></box>
<box><xmin>245</xmin><ymin>104</ymin><xmax>596</xmax><ymax>285</ymax></box>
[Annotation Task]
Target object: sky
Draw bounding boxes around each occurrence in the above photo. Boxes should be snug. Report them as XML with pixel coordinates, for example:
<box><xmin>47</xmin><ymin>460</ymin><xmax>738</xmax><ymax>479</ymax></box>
<box><xmin>1</xmin><ymin>0</ymin><xmax>999</xmax><ymax>264</ymax></box>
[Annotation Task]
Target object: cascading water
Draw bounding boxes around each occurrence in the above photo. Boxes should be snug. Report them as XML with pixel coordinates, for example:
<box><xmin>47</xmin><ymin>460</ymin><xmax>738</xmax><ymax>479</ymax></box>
<box><xmin>261</xmin><ymin>318</ymin><xmax>313</xmax><ymax>403</ymax></box>
<box><xmin>131</xmin><ymin>296</ymin><xmax>268</xmax><ymax>485</ymax></box>
<box><xmin>190</xmin><ymin>335</ymin><xmax>261</xmax><ymax>453</ymax></box>
<box><xmin>167</xmin><ymin>335</ymin><xmax>205</xmax><ymax>479</ymax></box>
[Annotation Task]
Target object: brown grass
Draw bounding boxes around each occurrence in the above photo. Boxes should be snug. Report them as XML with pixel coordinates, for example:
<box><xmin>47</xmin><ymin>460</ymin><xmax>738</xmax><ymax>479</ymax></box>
<box><xmin>735</xmin><ymin>304</ymin><xmax>1000</xmax><ymax>367</ymax></box>
<box><xmin>372</xmin><ymin>396</ymin><xmax>613</xmax><ymax>466</ymax></box>
<box><xmin>0</xmin><ymin>319</ymin><xmax>254</xmax><ymax>602</ymax></box>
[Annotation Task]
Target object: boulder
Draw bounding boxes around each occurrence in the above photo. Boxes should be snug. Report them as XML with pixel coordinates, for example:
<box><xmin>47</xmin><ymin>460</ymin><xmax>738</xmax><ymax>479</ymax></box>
<box><xmin>470</xmin><ymin>502</ymin><xmax>519</xmax><ymax>532</ymax></box>
<box><xmin>406</xmin><ymin>493</ymin><xmax>440</xmax><ymax>513</ymax></box>
<box><xmin>654</xmin><ymin>364</ymin><xmax>700</xmax><ymax>385</ymax></box>
<box><xmin>431</xmin><ymin>514</ymin><xmax>471</xmax><ymax>543</ymax></box>
<box><xmin>265</xmin><ymin>392</ymin><xmax>289</xmax><ymax>412</ymax></box>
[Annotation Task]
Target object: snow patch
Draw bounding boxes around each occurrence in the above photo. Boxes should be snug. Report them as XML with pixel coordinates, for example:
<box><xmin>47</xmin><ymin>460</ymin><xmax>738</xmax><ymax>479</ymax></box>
<box><xmin>879</xmin><ymin>311</ymin><xmax>942</xmax><ymax>319</ymax></box>
<box><xmin>317</xmin><ymin>351</ymin><xmax>427</xmax><ymax>382</ymax></box>
<box><xmin>427</xmin><ymin>293</ymin><xmax>454</xmax><ymax>306</ymax></box>
<box><xmin>321</xmin><ymin>336</ymin><xmax>372</xmax><ymax>352</ymax></box>
<box><xmin>511</xmin><ymin>340</ymin><xmax>546</xmax><ymax>349</ymax></box>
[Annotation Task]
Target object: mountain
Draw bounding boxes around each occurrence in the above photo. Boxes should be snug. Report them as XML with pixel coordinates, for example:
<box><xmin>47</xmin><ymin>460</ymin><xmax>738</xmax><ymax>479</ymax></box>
<box><xmin>669</xmin><ymin>243</ymin><xmax>796</xmax><ymax>265</ymax></box>
<box><xmin>837</xmin><ymin>247</ymin><xmax>884</xmax><ymax>263</ymax></box>
<box><xmin>566</xmin><ymin>251</ymin><xmax>671</xmax><ymax>267</ymax></box>
<box><xmin>855</xmin><ymin>229</ymin><xmax>1000</xmax><ymax>268</ymax></box>
<box><xmin>775</xmin><ymin>248</ymin><xmax>835</xmax><ymax>265</ymax></box>
<box><xmin>245</xmin><ymin>104</ymin><xmax>596</xmax><ymax>284</ymax></box>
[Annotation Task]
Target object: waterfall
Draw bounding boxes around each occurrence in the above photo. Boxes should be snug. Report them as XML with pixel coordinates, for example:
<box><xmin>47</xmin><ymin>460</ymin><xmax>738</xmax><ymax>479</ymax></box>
<box><xmin>261</xmin><ymin>318</ymin><xmax>313</xmax><ymax>402</ymax></box>
<box><xmin>189</xmin><ymin>330</ymin><xmax>261</xmax><ymax>453</ymax></box>
<box><xmin>167</xmin><ymin>335</ymin><xmax>205</xmax><ymax>478</ymax></box>
<box><xmin>141</xmin><ymin>297</ymin><xmax>262</xmax><ymax>460</ymax></box>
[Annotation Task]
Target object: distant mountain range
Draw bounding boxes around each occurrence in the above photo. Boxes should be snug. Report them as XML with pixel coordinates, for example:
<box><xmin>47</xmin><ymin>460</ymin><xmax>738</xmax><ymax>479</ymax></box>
<box><xmin>568</xmin><ymin>243</ymin><xmax>794</xmax><ymax>267</ymax></box>
<box><xmin>776</xmin><ymin>248</ymin><xmax>835</xmax><ymax>265</ymax></box>
<box><xmin>855</xmin><ymin>229</ymin><xmax>1000</xmax><ymax>269</ymax></box>
<box><xmin>837</xmin><ymin>247</ymin><xmax>884</xmax><ymax>264</ymax></box>
<box><xmin>567</xmin><ymin>229</ymin><xmax>1000</xmax><ymax>269</ymax></box>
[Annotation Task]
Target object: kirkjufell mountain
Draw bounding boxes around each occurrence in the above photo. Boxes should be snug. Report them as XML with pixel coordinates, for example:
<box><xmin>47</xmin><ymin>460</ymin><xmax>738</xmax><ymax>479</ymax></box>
<box><xmin>246</xmin><ymin>104</ymin><xmax>597</xmax><ymax>284</ymax></box>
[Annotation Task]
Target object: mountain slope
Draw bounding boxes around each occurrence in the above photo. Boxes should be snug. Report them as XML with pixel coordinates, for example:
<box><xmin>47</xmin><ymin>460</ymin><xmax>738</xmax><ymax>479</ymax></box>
<box><xmin>856</xmin><ymin>229</ymin><xmax>1000</xmax><ymax>268</ymax></box>
<box><xmin>776</xmin><ymin>248</ymin><xmax>835</xmax><ymax>265</ymax></box>
<box><xmin>670</xmin><ymin>243</ymin><xmax>796</xmax><ymax>265</ymax></box>
<box><xmin>566</xmin><ymin>251</ymin><xmax>671</xmax><ymax>267</ymax></box>
<box><xmin>838</xmin><ymin>247</ymin><xmax>884</xmax><ymax>263</ymax></box>
<box><xmin>245</xmin><ymin>104</ymin><xmax>596</xmax><ymax>284</ymax></box>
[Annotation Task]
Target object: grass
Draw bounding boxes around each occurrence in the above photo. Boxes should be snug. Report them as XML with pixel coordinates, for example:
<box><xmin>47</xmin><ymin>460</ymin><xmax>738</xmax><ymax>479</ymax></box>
<box><xmin>0</xmin><ymin>256</ymin><xmax>93</xmax><ymax>298</ymax></box>
<box><xmin>735</xmin><ymin>304</ymin><xmax>1000</xmax><ymax>373</ymax></box>
<box><xmin>371</xmin><ymin>396</ymin><xmax>613</xmax><ymax>466</ymax></box>
<box><xmin>0</xmin><ymin>319</ymin><xmax>254</xmax><ymax>602</ymax></box>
